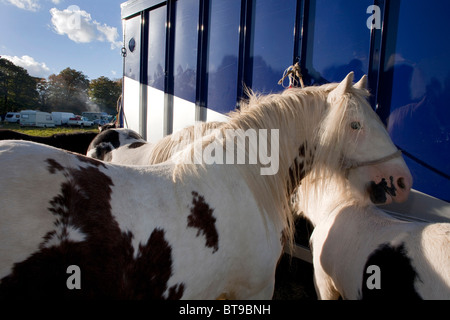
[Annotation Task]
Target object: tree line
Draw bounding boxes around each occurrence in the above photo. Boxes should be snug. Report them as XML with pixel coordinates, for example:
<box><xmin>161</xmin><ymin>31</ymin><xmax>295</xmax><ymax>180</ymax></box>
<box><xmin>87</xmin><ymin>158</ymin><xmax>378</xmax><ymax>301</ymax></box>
<box><xmin>0</xmin><ymin>58</ymin><xmax>122</xmax><ymax>116</ymax></box>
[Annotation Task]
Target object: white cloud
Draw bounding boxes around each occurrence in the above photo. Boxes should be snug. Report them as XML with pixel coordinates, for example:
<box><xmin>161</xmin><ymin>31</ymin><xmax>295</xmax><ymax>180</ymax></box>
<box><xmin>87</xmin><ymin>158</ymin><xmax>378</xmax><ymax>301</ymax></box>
<box><xmin>96</xmin><ymin>23</ymin><xmax>121</xmax><ymax>49</ymax></box>
<box><xmin>51</xmin><ymin>0</ymin><xmax>61</xmax><ymax>4</ymax></box>
<box><xmin>2</xmin><ymin>55</ymin><xmax>50</xmax><ymax>77</ymax></box>
<box><xmin>5</xmin><ymin>0</ymin><xmax>40</xmax><ymax>11</ymax></box>
<box><xmin>50</xmin><ymin>6</ymin><xmax>122</xmax><ymax>50</ymax></box>
<box><xmin>50</xmin><ymin>6</ymin><xmax>96</xmax><ymax>43</ymax></box>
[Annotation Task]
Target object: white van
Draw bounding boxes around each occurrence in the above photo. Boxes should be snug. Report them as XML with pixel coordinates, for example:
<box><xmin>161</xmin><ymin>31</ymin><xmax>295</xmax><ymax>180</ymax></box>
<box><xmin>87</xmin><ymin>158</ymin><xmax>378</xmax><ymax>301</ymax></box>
<box><xmin>5</xmin><ymin>112</ymin><xmax>21</xmax><ymax>123</ymax></box>
<box><xmin>52</xmin><ymin>112</ymin><xmax>75</xmax><ymax>126</ymax></box>
<box><xmin>20</xmin><ymin>110</ymin><xmax>55</xmax><ymax>128</ymax></box>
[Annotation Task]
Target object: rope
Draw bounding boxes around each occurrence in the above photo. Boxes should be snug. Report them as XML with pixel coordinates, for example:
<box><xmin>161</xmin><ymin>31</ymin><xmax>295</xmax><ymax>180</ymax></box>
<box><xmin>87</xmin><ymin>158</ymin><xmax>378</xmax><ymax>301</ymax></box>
<box><xmin>116</xmin><ymin>94</ymin><xmax>128</xmax><ymax>128</ymax></box>
<box><xmin>278</xmin><ymin>62</ymin><xmax>305</xmax><ymax>89</ymax></box>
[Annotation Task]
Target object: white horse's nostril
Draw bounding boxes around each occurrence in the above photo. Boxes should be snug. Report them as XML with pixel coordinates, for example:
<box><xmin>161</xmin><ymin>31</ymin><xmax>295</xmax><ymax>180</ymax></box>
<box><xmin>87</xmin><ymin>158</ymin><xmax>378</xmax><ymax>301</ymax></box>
<box><xmin>397</xmin><ymin>177</ymin><xmax>406</xmax><ymax>189</ymax></box>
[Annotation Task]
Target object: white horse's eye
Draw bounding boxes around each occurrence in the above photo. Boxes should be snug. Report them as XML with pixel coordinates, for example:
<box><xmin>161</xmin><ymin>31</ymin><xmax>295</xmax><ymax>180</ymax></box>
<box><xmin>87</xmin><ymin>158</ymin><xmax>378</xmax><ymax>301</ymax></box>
<box><xmin>351</xmin><ymin>121</ymin><xmax>362</xmax><ymax>130</ymax></box>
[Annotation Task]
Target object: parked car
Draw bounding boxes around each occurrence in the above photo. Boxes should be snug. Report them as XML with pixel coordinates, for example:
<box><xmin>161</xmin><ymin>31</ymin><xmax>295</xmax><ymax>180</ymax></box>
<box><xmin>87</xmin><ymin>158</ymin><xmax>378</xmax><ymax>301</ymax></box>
<box><xmin>93</xmin><ymin>118</ymin><xmax>110</xmax><ymax>126</ymax></box>
<box><xmin>68</xmin><ymin>116</ymin><xmax>94</xmax><ymax>127</ymax></box>
<box><xmin>5</xmin><ymin>112</ymin><xmax>21</xmax><ymax>123</ymax></box>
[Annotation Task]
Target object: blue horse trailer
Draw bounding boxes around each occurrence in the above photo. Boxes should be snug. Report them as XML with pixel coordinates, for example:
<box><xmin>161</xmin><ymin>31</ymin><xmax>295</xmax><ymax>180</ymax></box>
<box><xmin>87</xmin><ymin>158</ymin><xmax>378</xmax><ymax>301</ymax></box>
<box><xmin>120</xmin><ymin>0</ymin><xmax>449</xmax><ymax>227</ymax></box>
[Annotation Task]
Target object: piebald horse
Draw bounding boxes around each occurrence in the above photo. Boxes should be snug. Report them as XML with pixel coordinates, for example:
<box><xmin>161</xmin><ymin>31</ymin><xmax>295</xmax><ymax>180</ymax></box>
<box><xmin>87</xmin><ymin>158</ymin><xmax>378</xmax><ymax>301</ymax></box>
<box><xmin>86</xmin><ymin>122</ymin><xmax>223</xmax><ymax>165</ymax></box>
<box><xmin>296</xmin><ymin>173</ymin><xmax>450</xmax><ymax>299</ymax></box>
<box><xmin>0</xmin><ymin>73</ymin><xmax>411</xmax><ymax>299</ymax></box>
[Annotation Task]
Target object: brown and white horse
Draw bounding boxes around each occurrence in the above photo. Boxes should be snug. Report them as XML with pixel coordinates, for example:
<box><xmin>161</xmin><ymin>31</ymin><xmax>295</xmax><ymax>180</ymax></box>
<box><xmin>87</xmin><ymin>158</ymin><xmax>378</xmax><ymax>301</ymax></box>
<box><xmin>296</xmin><ymin>172</ymin><xmax>449</xmax><ymax>299</ymax></box>
<box><xmin>86</xmin><ymin>122</ymin><xmax>223</xmax><ymax>165</ymax></box>
<box><xmin>0</xmin><ymin>73</ymin><xmax>411</xmax><ymax>299</ymax></box>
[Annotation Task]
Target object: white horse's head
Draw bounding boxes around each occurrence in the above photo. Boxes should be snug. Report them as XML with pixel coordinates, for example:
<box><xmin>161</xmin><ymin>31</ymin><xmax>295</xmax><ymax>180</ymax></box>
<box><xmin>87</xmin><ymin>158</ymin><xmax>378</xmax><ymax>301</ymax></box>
<box><xmin>314</xmin><ymin>72</ymin><xmax>412</xmax><ymax>205</ymax></box>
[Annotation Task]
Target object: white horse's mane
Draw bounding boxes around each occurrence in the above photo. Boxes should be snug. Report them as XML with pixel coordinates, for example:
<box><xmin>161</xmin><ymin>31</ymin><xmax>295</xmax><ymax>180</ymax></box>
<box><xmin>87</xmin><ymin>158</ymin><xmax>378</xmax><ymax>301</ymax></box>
<box><xmin>148</xmin><ymin>121</ymin><xmax>225</xmax><ymax>165</ymax></box>
<box><xmin>165</xmin><ymin>78</ymin><xmax>373</xmax><ymax>249</ymax></box>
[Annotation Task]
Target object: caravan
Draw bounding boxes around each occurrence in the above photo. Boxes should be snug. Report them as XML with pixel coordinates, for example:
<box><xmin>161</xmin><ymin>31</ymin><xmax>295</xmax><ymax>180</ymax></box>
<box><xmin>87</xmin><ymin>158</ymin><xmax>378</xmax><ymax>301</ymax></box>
<box><xmin>4</xmin><ymin>112</ymin><xmax>21</xmax><ymax>123</ymax></box>
<box><xmin>52</xmin><ymin>112</ymin><xmax>75</xmax><ymax>126</ymax></box>
<box><xmin>20</xmin><ymin>110</ymin><xmax>55</xmax><ymax>128</ymax></box>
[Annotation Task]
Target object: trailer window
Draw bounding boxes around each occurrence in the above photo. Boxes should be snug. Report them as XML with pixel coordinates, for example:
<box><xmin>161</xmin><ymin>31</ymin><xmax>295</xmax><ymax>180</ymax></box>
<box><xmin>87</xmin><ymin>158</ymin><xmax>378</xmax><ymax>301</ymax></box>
<box><xmin>206</xmin><ymin>0</ymin><xmax>241</xmax><ymax>113</ymax></box>
<box><xmin>303</xmin><ymin>0</ymin><xmax>372</xmax><ymax>84</ymax></box>
<box><xmin>173</xmin><ymin>0</ymin><xmax>200</xmax><ymax>103</ymax></box>
<box><xmin>249</xmin><ymin>0</ymin><xmax>297</xmax><ymax>94</ymax></box>
<box><xmin>148</xmin><ymin>5</ymin><xmax>167</xmax><ymax>91</ymax></box>
<box><xmin>379</xmin><ymin>0</ymin><xmax>450</xmax><ymax>201</ymax></box>
<box><xmin>124</xmin><ymin>15</ymin><xmax>142</xmax><ymax>81</ymax></box>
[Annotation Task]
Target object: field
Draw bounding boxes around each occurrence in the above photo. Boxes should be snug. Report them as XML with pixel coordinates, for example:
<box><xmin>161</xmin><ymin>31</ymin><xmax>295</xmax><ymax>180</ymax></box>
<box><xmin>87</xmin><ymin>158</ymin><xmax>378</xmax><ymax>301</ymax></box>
<box><xmin>0</xmin><ymin>123</ymin><xmax>98</xmax><ymax>137</ymax></box>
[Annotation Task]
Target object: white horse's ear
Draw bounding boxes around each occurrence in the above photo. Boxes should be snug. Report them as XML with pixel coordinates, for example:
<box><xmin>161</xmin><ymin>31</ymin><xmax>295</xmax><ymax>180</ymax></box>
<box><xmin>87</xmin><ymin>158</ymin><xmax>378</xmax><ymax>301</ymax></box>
<box><xmin>328</xmin><ymin>72</ymin><xmax>354</xmax><ymax>103</ymax></box>
<box><xmin>354</xmin><ymin>75</ymin><xmax>368</xmax><ymax>89</ymax></box>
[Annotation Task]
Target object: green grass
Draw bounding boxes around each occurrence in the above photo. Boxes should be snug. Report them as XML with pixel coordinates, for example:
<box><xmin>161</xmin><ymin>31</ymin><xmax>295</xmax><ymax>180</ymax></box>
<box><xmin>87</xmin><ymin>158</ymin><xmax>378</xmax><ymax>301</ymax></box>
<box><xmin>0</xmin><ymin>122</ymin><xmax>98</xmax><ymax>137</ymax></box>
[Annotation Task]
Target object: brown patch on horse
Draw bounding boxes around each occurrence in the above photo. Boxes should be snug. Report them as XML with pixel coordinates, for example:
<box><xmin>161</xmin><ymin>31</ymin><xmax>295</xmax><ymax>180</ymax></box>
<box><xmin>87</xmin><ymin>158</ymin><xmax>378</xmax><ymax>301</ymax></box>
<box><xmin>76</xmin><ymin>154</ymin><xmax>107</xmax><ymax>168</ymax></box>
<box><xmin>129</xmin><ymin>228</ymin><xmax>185</xmax><ymax>299</ymax></box>
<box><xmin>287</xmin><ymin>142</ymin><xmax>315</xmax><ymax>196</ymax></box>
<box><xmin>0</xmin><ymin>159</ymin><xmax>185</xmax><ymax>299</ymax></box>
<box><xmin>187</xmin><ymin>191</ymin><xmax>219</xmax><ymax>253</ymax></box>
<box><xmin>46</xmin><ymin>158</ymin><xmax>64</xmax><ymax>174</ymax></box>
<box><xmin>128</xmin><ymin>142</ymin><xmax>147</xmax><ymax>149</ymax></box>
<box><xmin>216</xmin><ymin>292</ymin><xmax>237</xmax><ymax>300</ymax></box>
<box><xmin>287</xmin><ymin>144</ymin><xmax>307</xmax><ymax>195</ymax></box>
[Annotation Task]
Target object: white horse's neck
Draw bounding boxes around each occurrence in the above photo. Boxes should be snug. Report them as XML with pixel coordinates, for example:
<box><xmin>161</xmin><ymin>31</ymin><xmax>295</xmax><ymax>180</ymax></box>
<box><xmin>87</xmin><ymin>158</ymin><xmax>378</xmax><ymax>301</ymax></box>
<box><xmin>170</xmin><ymin>88</ymin><xmax>332</xmax><ymax>248</ymax></box>
<box><xmin>217</xmin><ymin>88</ymin><xmax>331</xmax><ymax>247</ymax></box>
<box><xmin>297</xmin><ymin>174</ymin><xmax>368</xmax><ymax>227</ymax></box>
<box><xmin>173</xmin><ymin>74</ymin><xmax>373</xmax><ymax>248</ymax></box>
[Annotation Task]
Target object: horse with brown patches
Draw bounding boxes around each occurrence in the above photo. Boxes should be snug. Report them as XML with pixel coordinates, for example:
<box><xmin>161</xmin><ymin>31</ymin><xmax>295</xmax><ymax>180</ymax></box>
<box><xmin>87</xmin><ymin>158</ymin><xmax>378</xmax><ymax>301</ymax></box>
<box><xmin>86</xmin><ymin>122</ymin><xmax>224</xmax><ymax>165</ymax></box>
<box><xmin>0</xmin><ymin>73</ymin><xmax>412</xmax><ymax>299</ymax></box>
<box><xmin>295</xmin><ymin>173</ymin><xmax>450</xmax><ymax>299</ymax></box>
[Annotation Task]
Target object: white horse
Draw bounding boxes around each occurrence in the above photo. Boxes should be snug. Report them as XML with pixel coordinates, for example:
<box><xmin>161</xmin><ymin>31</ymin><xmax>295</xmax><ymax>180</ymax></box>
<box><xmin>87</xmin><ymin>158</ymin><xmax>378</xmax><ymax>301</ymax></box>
<box><xmin>0</xmin><ymin>73</ymin><xmax>411</xmax><ymax>299</ymax></box>
<box><xmin>296</xmin><ymin>173</ymin><xmax>450</xmax><ymax>299</ymax></box>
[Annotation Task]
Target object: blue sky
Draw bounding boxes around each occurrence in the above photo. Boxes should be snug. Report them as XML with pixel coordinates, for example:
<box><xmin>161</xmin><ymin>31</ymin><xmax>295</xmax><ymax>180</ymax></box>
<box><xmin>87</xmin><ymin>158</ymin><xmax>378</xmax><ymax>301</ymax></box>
<box><xmin>0</xmin><ymin>0</ymin><xmax>125</xmax><ymax>80</ymax></box>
